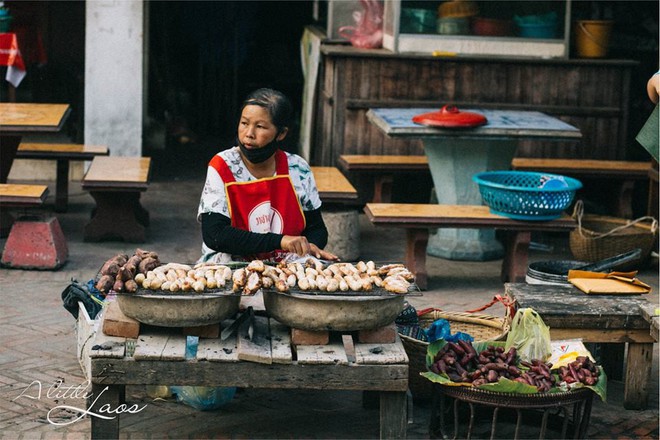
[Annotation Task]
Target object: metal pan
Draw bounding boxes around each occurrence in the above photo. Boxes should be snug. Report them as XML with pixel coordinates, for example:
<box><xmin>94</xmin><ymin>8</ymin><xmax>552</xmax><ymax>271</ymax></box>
<box><xmin>116</xmin><ymin>291</ymin><xmax>241</xmax><ymax>327</ymax></box>
<box><xmin>262</xmin><ymin>289</ymin><xmax>406</xmax><ymax>331</ymax></box>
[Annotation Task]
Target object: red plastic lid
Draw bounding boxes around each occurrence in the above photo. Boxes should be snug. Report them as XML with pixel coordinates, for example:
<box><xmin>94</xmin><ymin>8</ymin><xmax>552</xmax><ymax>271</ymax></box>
<box><xmin>412</xmin><ymin>105</ymin><xmax>487</xmax><ymax>128</ymax></box>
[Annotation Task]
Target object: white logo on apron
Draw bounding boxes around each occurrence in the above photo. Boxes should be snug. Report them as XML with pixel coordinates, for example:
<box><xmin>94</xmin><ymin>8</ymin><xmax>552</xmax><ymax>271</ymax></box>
<box><xmin>248</xmin><ymin>201</ymin><xmax>283</xmax><ymax>234</ymax></box>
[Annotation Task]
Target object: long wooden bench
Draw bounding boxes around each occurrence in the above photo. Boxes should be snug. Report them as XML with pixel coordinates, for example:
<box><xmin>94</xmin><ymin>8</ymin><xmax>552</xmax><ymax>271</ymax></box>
<box><xmin>364</xmin><ymin>203</ymin><xmax>576</xmax><ymax>290</ymax></box>
<box><xmin>511</xmin><ymin>158</ymin><xmax>652</xmax><ymax>218</ymax></box>
<box><xmin>82</xmin><ymin>156</ymin><xmax>151</xmax><ymax>242</ymax></box>
<box><xmin>16</xmin><ymin>142</ymin><xmax>109</xmax><ymax>212</ymax></box>
<box><xmin>338</xmin><ymin>155</ymin><xmax>428</xmax><ymax>203</ymax></box>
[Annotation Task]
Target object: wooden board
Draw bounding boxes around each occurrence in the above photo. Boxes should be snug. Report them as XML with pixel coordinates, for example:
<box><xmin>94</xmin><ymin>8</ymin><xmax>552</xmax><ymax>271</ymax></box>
<box><xmin>296</xmin><ymin>342</ymin><xmax>349</xmax><ymax>365</ymax></box>
<box><xmin>354</xmin><ymin>336</ymin><xmax>409</xmax><ymax>365</ymax></box>
<box><xmin>339</xmin><ymin>154</ymin><xmax>428</xmax><ymax>171</ymax></box>
<box><xmin>0</xmin><ymin>184</ymin><xmax>48</xmax><ymax>205</ymax></box>
<box><xmin>89</xmin><ymin>331</ymin><xmax>126</xmax><ymax>359</ymax></box>
<box><xmin>512</xmin><ymin>158</ymin><xmax>651</xmax><ymax>178</ymax></box>
<box><xmin>365</xmin><ymin>203</ymin><xmax>576</xmax><ymax>231</ymax></box>
<box><xmin>197</xmin><ymin>337</ymin><xmax>240</xmax><ymax>362</ymax></box>
<box><xmin>83</xmin><ymin>156</ymin><xmax>151</xmax><ymax>186</ymax></box>
<box><xmin>17</xmin><ymin>142</ymin><xmax>109</xmax><ymax>158</ymax></box>
<box><xmin>237</xmin><ymin>315</ymin><xmax>272</xmax><ymax>364</ymax></box>
<box><xmin>0</xmin><ymin>103</ymin><xmax>71</xmax><ymax>131</ymax></box>
<box><xmin>133</xmin><ymin>332</ymin><xmax>187</xmax><ymax>361</ymax></box>
<box><xmin>269</xmin><ymin>319</ymin><xmax>293</xmax><ymax>364</ymax></box>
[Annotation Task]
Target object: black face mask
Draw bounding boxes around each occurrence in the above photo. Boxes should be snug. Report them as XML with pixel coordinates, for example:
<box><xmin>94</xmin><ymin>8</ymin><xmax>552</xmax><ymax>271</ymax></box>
<box><xmin>237</xmin><ymin>137</ymin><xmax>280</xmax><ymax>164</ymax></box>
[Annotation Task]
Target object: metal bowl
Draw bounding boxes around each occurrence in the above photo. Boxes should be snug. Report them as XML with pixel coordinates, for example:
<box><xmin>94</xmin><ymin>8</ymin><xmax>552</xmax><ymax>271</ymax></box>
<box><xmin>116</xmin><ymin>291</ymin><xmax>241</xmax><ymax>327</ymax></box>
<box><xmin>262</xmin><ymin>290</ymin><xmax>405</xmax><ymax>331</ymax></box>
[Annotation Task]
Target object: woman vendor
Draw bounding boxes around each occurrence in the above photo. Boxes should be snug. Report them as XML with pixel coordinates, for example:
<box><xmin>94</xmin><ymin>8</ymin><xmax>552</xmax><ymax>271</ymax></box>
<box><xmin>197</xmin><ymin>88</ymin><xmax>338</xmax><ymax>263</ymax></box>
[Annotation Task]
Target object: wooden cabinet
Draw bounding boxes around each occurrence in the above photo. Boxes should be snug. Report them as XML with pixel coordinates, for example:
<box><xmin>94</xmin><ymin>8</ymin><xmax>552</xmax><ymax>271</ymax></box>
<box><xmin>311</xmin><ymin>44</ymin><xmax>638</xmax><ymax>168</ymax></box>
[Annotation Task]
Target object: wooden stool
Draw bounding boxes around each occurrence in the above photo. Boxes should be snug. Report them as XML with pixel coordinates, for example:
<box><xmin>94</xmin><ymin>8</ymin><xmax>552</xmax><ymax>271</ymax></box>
<box><xmin>82</xmin><ymin>156</ymin><xmax>151</xmax><ymax>242</ymax></box>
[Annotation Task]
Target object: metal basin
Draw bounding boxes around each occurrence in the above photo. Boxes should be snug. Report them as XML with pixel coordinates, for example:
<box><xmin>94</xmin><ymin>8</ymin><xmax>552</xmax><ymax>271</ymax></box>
<box><xmin>116</xmin><ymin>292</ymin><xmax>241</xmax><ymax>327</ymax></box>
<box><xmin>262</xmin><ymin>290</ymin><xmax>405</xmax><ymax>331</ymax></box>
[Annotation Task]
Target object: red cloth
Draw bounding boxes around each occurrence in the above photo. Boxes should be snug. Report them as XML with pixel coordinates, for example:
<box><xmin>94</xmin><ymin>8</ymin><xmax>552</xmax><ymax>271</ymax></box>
<box><xmin>0</xmin><ymin>32</ymin><xmax>26</xmax><ymax>87</ymax></box>
<box><xmin>211</xmin><ymin>150</ymin><xmax>306</xmax><ymax>261</ymax></box>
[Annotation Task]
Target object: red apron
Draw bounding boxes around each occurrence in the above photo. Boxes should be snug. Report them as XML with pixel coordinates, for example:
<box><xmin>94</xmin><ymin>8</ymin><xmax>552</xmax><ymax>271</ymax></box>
<box><xmin>210</xmin><ymin>150</ymin><xmax>306</xmax><ymax>261</ymax></box>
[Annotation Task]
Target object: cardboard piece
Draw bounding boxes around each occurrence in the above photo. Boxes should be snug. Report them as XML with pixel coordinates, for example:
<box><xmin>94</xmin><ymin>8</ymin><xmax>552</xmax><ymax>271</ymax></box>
<box><xmin>568</xmin><ymin>270</ymin><xmax>651</xmax><ymax>295</ymax></box>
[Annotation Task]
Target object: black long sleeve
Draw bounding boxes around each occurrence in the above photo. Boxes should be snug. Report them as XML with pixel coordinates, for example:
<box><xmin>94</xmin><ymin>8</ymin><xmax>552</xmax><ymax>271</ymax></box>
<box><xmin>302</xmin><ymin>207</ymin><xmax>328</xmax><ymax>249</ymax></box>
<box><xmin>201</xmin><ymin>208</ymin><xmax>329</xmax><ymax>256</ymax></box>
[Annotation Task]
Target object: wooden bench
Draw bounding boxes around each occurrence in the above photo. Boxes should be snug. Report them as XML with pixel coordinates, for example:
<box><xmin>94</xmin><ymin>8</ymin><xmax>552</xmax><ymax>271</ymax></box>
<box><xmin>512</xmin><ymin>158</ymin><xmax>653</xmax><ymax>218</ymax></box>
<box><xmin>311</xmin><ymin>166</ymin><xmax>358</xmax><ymax>204</ymax></box>
<box><xmin>338</xmin><ymin>155</ymin><xmax>428</xmax><ymax>203</ymax></box>
<box><xmin>364</xmin><ymin>203</ymin><xmax>576</xmax><ymax>290</ymax></box>
<box><xmin>82</xmin><ymin>156</ymin><xmax>151</xmax><ymax>242</ymax></box>
<box><xmin>311</xmin><ymin>166</ymin><xmax>360</xmax><ymax>260</ymax></box>
<box><xmin>16</xmin><ymin>142</ymin><xmax>109</xmax><ymax>213</ymax></box>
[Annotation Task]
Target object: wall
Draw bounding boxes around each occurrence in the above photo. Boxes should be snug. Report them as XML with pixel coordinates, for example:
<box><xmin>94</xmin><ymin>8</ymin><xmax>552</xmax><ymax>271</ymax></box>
<box><xmin>85</xmin><ymin>0</ymin><xmax>144</xmax><ymax>157</ymax></box>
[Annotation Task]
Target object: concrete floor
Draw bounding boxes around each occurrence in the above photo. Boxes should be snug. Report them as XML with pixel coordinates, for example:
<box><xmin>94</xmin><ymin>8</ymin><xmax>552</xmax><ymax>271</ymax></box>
<box><xmin>0</xmin><ymin>176</ymin><xmax>658</xmax><ymax>439</ymax></box>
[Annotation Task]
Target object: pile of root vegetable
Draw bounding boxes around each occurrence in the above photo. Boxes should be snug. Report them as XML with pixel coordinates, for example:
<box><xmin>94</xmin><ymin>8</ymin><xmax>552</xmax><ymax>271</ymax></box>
<box><xmin>429</xmin><ymin>340</ymin><xmax>600</xmax><ymax>392</ymax></box>
<box><xmin>95</xmin><ymin>251</ymin><xmax>414</xmax><ymax>295</ymax></box>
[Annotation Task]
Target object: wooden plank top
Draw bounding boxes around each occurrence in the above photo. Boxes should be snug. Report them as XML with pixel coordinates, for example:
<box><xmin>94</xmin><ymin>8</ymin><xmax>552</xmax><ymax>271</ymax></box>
<box><xmin>338</xmin><ymin>155</ymin><xmax>429</xmax><ymax>172</ymax></box>
<box><xmin>505</xmin><ymin>283</ymin><xmax>652</xmax><ymax>330</ymax></box>
<box><xmin>0</xmin><ymin>103</ymin><xmax>71</xmax><ymax>132</ymax></box>
<box><xmin>0</xmin><ymin>183</ymin><xmax>49</xmax><ymax>205</ymax></box>
<box><xmin>365</xmin><ymin>203</ymin><xmax>576</xmax><ymax>231</ymax></box>
<box><xmin>82</xmin><ymin>156</ymin><xmax>151</xmax><ymax>189</ymax></box>
<box><xmin>512</xmin><ymin>158</ymin><xmax>652</xmax><ymax>178</ymax></box>
<box><xmin>17</xmin><ymin>142</ymin><xmax>109</xmax><ymax>160</ymax></box>
<box><xmin>311</xmin><ymin>166</ymin><xmax>358</xmax><ymax>202</ymax></box>
<box><xmin>366</xmin><ymin>108</ymin><xmax>582</xmax><ymax>140</ymax></box>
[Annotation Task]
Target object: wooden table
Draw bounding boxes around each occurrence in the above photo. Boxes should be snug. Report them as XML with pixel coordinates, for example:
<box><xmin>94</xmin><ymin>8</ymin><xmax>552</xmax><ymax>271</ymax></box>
<box><xmin>0</xmin><ymin>103</ymin><xmax>72</xmax><ymax>183</ymax></box>
<box><xmin>505</xmin><ymin>283</ymin><xmax>654</xmax><ymax>410</ymax></box>
<box><xmin>366</xmin><ymin>108</ymin><xmax>581</xmax><ymax>261</ymax></box>
<box><xmin>85</xmin><ymin>311</ymin><xmax>409</xmax><ymax>439</ymax></box>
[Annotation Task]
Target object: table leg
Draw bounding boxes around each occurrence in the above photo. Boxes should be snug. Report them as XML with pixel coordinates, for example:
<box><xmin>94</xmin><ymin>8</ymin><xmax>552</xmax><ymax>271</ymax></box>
<box><xmin>0</xmin><ymin>135</ymin><xmax>21</xmax><ymax>183</ymax></box>
<box><xmin>424</xmin><ymin>138</ymin><xmax>517</xmax><ymax>261</ymax></box>
<box><xmin>84</xmin><ymin>191</ymin><xmax>147</xmax><ymax>242</ymax></box>
<box><xmin>90</xmin><ymin>383</ymin><xmax>123</xmax><ymax>439</ymax></box>
<box><xmin>623</xmin><ymin>342</ymin><xmax>653</xmax><ymax>409</ymax></box>
<box><xmin>405</xmin><ymin>228</ymin><xmax>429</xmax><ymax>290</ymax></box>
<box><xmin>380</xmin><ymin>391</ymin><xmax>407</xmax><ymax>439</ymax></box>
<box><xmin>55</xmin><ymin>159</ymin><xmax>70</xmax><ymax>213</ymax></box>
<box><xmin>500</xmin><ymin>231</ymin><xmax>531</xmax><ymax>282</ymax></box>
<box><xmin>373</xmin><ymin>174</ymin><xmax>394</xmax><ymax>203</ymax></box>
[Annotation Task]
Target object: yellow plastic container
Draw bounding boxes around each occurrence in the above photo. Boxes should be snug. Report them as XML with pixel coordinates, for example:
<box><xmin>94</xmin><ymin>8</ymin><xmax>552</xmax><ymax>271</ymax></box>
<box><xmin>574</xmin><ymin>20</ymin><xmax>613</xmax><ymax>58</ymax></box>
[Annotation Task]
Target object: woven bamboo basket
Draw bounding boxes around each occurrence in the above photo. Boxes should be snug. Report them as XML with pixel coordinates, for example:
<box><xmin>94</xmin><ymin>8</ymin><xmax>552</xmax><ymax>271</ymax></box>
<box><xmin>570</xmin><ymin>201</ymin><xmax>658</xmax><ymax>268</ymax></box>
<box><xmin>399</xmin><ymin>309</ymin><xmax>510</xmax><ymax>401</ymax></box>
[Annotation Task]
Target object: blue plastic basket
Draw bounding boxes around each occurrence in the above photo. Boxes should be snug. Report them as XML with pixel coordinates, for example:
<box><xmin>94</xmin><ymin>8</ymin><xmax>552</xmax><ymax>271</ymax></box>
<box><xmin>472</xmin><ymin>171</ymin><xmax>582</xmax><ymax>221</ymax></box>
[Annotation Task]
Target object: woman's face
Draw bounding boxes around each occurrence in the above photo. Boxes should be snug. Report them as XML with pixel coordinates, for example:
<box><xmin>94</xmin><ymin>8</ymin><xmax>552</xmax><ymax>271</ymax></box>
<box><xmin>238</xmin><ymin>105</ymin><xmax>287</xmax><ymax>149</ymax></box>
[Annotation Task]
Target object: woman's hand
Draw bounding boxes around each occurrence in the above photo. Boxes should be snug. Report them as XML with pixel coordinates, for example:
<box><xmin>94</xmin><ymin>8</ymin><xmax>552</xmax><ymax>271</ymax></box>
<box><xmin>309</xmin><ymin>243</ymin><xmax>340</xmax><ymax>261</ymax></box>
<box><xmin>281</xmin><ymin>236</ymin><xmax>340</xmax><ymax>261</ymax></box>
<box><xmin>281</xmin><ymin>235</ymin><xmax>313</xmax><ymax>257</ymax></box>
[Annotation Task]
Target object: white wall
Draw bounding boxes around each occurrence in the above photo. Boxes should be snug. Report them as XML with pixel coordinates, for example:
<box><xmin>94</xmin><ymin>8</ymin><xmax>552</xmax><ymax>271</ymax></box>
<box><xmin>85</xmin><ymin>0</ymin><xmax>144</xmax><ymax>157</ymax></box>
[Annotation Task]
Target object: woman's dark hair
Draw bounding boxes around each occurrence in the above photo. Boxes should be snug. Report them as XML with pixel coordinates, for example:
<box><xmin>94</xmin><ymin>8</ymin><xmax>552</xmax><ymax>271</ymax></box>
<box><xmin>241</xmin><ymin>88</ymin><xmax>293</xmax><ymax>133</ymax></box>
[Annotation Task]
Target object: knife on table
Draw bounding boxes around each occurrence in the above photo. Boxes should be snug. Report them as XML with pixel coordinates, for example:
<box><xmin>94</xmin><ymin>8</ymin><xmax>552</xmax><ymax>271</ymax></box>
<box><xmin>220</xmin><ymin>306</ymin><xmax>253</xmax><ymax>341</ymax></box>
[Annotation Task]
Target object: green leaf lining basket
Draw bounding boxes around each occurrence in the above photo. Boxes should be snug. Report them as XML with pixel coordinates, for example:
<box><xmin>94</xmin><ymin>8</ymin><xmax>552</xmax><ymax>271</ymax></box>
<box><xmin>399</xmin><ymin>308</ymin><xmax>510</xmax><ymax>401</ymax></box>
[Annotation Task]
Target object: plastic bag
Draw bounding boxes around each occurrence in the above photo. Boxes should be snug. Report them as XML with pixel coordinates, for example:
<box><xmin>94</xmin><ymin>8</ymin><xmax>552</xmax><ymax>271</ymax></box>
<box><xmin>170</xmin><ymin>386</ymin><xmax>236</xmax><ymax>411</ymax></box>
<box><xmin>170</xmin><ymin>336</ymin><xmax>236</xmax><ymax>410</ymax></box>
<box><xmin>338</xmin><ymin>0</ymin><xmax>384</xmax><ymax>49</ymax></box>
<box><xmin>504</xmin><ymin>308</ymin><xmax>552</xmax><ymax>362</ymax></box>
<box><xmin>425</xmin><ymin>318</ymin><xmax>474</xmax><ymax>344</ymax></box>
